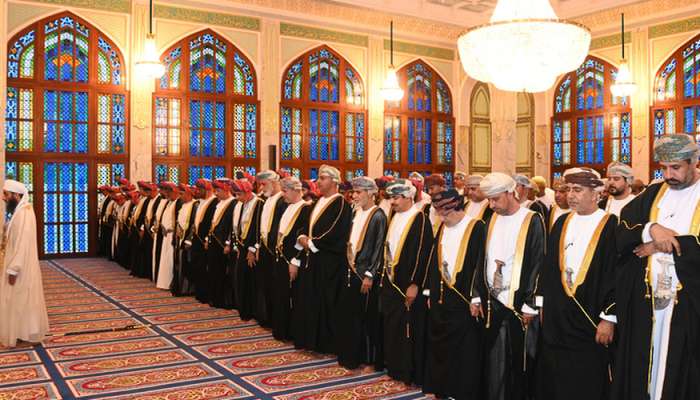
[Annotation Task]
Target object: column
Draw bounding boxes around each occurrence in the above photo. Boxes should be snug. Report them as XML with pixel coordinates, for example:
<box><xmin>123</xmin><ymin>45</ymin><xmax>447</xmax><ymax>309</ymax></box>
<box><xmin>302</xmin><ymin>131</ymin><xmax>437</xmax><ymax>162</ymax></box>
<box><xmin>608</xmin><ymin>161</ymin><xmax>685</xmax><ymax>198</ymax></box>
<box><xmin>490</xmin><ymin>88</ymin><xmax>517</xmax><ymax>173</ymax></box>
<box><xmin>0</xmin><ymin>0</ymin><xmax>7</xmax><ymax>186</ymax></box>
<box><xmin>129</xmin><ymin>0</ymin><xmax>154</xmax><ymax>181</ymax></box>
<box><xmin>259</xmin><ymin>19</ymin><xmax>280</xmax><ymax>171</ymax></box>
<box><xmin>367</xmin><ymin>37</ymin><xmax>384</xmax><ymax>177</ymax></box>
<box><xmin>630</xmin><ymin>27</ymin><xmax>650</xmax><ymax>181</ymax></box>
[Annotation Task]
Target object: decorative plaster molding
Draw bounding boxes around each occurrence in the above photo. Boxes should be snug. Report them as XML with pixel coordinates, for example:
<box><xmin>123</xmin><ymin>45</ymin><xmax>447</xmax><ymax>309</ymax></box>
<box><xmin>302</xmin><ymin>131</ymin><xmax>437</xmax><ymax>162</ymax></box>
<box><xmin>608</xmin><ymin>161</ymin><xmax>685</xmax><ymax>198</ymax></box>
<box><xmin>649</xmin><ymin>15</ymin><xmax>700</xmax><ymax>39</ymax></box>
<box><xmin>573</xmin><ymin>0</ymin><xmax>698</xmax><ymax>30</ymax></box>
<box><xmin>154</xmin><ymin>4</ymin><xmax>260</xmax><ymax>31</ymax></box>
<box><xmin>590</xmin><ymin>31</ymin><xmax>631</xmax><ymax>50</ymax></box>
<box><xmin>384</xmin><ymin>39</ymin><xmax>454</xmax><ymax>61</ymax></box>
<box><xmin>32</xmin><ymin>0</ymin><xmax>130</xmax><ymax>13</ymax></box>
<box><xmin>280</xmin><ymin>22</ymin><xmax>368</xmax><ymax>47</ymax></box>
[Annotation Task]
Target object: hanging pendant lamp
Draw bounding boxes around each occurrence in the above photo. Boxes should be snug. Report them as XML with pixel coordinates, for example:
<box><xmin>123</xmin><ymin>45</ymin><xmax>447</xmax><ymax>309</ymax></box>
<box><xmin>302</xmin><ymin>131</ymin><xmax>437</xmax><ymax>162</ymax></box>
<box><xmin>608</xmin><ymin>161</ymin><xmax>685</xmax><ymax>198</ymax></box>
<box><xmin>610</xmin><ymin>13</ymin><xmax>637</xmax><ymax>98</ymax></box>
<box><xmin>135</xmin><ymin>0</ymin><xmax>165</xmax><ymax>79</ymax></box>
<box><xmin>380</xmin><ymin>21</ymin><xmax>404</xmax><ymax>102</ymax></box>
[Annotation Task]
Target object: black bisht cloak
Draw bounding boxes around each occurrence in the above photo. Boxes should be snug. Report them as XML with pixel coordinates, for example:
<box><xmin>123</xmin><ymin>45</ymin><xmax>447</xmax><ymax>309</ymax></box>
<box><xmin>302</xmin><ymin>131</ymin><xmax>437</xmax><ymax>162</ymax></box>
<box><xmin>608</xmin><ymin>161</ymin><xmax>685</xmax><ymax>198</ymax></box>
<box><xmin>233</xmin><ymin>198</ymin><xmax>263</xmax><ymax>320</ymax></box>
<box><xmin>612</xmin><ymin>182</ymin><xmax>700</xmax><ymax>400</ymax></box>
<box><xmin>423</xmin><ymin>218</ymin><xmax>485</xmax><ymax>399</ymax></box>
<box><xmin>206</xmin><ymin>198</ymin><xmax>236</xmax><ymax>309</ymax></box>
<box><xmin>536</xmin><ymin>212</ymin><xmax>618</xmax><ymax>400</ymax></box>
<box><xmin>191</xmin><ymin>197</ymin><xmax>218</xmax><ymax>304</ymax></box>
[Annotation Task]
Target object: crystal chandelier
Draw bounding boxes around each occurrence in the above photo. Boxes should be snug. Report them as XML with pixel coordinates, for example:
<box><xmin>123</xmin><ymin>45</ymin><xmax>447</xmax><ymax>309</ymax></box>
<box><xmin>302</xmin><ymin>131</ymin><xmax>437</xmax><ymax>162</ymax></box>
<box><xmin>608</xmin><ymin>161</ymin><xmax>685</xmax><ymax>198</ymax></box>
<box><xmin>610</xmin><ymin>14</ymin><xmax>637</xmax><ymax>98</ymax></box>
<box><xmin>458</xmin><ymin>0</ymin><xmax>591</xmax><ymax>93</ymax></box>
<box><xmin>135</xmin><ymin>0</ymin><xmax>165</xmax><ymax>79</ymax></box>
<box><xmin>381</xmin><ymin>21</ymin><xmax>404</xmax><ymax>102</ymax></box>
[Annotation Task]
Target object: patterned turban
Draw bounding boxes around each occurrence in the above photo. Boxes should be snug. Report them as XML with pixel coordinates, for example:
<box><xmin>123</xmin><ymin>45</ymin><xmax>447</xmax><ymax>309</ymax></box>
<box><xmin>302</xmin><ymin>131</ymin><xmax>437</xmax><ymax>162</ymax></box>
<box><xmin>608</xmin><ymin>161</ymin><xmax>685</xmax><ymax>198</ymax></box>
<box><xmin>408</xmin><ymin>172</ymin><xmax>424</xmax><ymax>183</ymax></box>
<box><xmin>607</xmin><ymin>161</ymin><xmax>633</xmax><ymax>182</ymax></box>
<box><xmin>319</xmin><ymin>165</ymin><xmax>341</xmax><ymax>183</ymax></box>
<box><xmin>375</xmin><ymin>176</ymin><xmax>395</xmax><ymax>190</ymax></box>
<box><xmin>454</xmin><ymin>171</ymin><xmax>467</xmax><ymax>180</ymax></box>
<box><xmin>351</xmin><ymin>176</ymin><xmax>378</xmax><ymax>193</ymax></box>
<box><xmin>256</xmin><ymin>170</ymin><xmax>280</xmax><ymax>182</ymax></box>
<box><xmin>195</xmin><ymin>179</ymin><xmax>213</xmax><ymax>190</ymax></box>
<box><xmin>233</xmin><ymin>179</ymin><xmax>253</xmax><ymax>193</ymax></box>
<box><xmin>281</xmin><ymin>176</ymin><xmax>302</xmax><ymax>191</ymax></box>
<box><xmin>532</xmin><ymin>176</ymin><xmax>547</xmax><ymax>187</ymax></box>
<box><xmin>117</xmin><ymin>177</ymin><xmax>130</xmax><ymax>187</ymax></box>
<box><xmin>513</xmin><ymin>174</ymin><xmax>534</xmax><ymax>189</ymax></box>
<box><xmin>178</xmin><ymin>183</ymin><xmax>194</xmax><ymax>195</ymax></box>
<box><xmin>564</xmin><ymin>167</ymin><xmax>604</xmax><ymax>189</ymax></box>
<box><xmin>480</xmin><ymin>173</ymin><xmax>517</xmax><ymax>197</ymax></box>
<box><xmin>386</xmin><ymin>179</ymin><xmax>416</xmax><ymax>199</ymax></box>
<box><xmin>654</xmin><ymin>134</ymin><xmax>700</xmax><ymax>162</ymax></box>
<box><xmin>213</xmin><ymin>179</ymin><xmax>232</xmax><ymax>191</ymax></box>
<box><xmin>158</xmin><ymin>181</ymin><xmax>176</xmax><ymax>191</ymax></box>
<box><xmin>425</xmin><ymin>174</ymin><xmax>446</xmax><ymax>188</ymax></box>
<box><xmin>431</xmin><ymin>188</ymin><xmax>465</xmax><ymax>212</ymax></box>
<box><xmin>339</xmin><ymin>181</ymin><xmax>353</xmax><ymax>192</ymax></box>
<box><xmin>552</xmin><ymin>179</ymin><xmax>568</xmax><ymax>191</ymax></box>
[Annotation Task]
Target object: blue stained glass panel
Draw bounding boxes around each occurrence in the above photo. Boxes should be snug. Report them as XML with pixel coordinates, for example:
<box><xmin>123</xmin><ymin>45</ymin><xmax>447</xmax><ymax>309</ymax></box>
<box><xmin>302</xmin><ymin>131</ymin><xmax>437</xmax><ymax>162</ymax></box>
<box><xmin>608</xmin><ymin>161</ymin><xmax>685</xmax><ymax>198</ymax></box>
<box><xmin>310</xmin><ymin>168</ymin><xmax>319</xmax><ymax>180</ymax></box>
<box><xmin>408</xmin><ymin>118</ymin><xmax>415</xmax><ymax>163</ymax></box>
<box><xmin>685</xmin><ymin>106</ymin><xmax>695</xmax><ymax>133</ymax></box>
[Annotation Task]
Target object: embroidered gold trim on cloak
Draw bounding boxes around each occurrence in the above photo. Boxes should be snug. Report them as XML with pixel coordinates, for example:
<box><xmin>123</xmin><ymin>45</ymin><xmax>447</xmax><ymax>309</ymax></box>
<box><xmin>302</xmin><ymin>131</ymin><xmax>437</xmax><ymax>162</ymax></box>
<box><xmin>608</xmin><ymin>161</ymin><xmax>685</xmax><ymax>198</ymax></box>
<box><xmin>437</xmin><ymin>218</ymin><xmax>478</xmax><ymax>304</ymax></box>
<box><xmin>309</xmin><ymin>193</ymin><xmax>342</xmax><ymax>236</ymax></box>
<box><xmin>261</xmin><ymin>193</ymin><xmax>282</xmax><ymax>246</ymax></box>
<box><xmin>347</xmin><ymin>206</ymin><xmax>380</xmax><ymax>275</ymax></box>
<box><xmin>558</xmin><ymin>213</ymin><xmax>611</xmax><ymax>297</ymax></box>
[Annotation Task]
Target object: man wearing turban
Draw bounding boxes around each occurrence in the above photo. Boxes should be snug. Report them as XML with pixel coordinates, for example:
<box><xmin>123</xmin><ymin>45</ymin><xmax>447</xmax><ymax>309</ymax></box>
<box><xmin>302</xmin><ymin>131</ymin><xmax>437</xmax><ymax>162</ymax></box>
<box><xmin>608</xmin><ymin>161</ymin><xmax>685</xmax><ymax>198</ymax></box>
<box><xmin>336</xmin><ymin>177</ymin><xmax>387</xmax><ymax>370</ymax></box>
<box><xmin>423</xmin><ymin>188</ymin><xmax>485</xmax><ymax>399</ymax></box>
<box><xmin>132</xmin><ymin>182</ymin><xmax>163</xmax><ymax>280</ymax></box>
<box><xmin>232</xmin><ymin>179</ymin><xmax>264</xmax><ymax>319</ymax></box>
<box><xmin>155</xmin><ymin>182</ymin><xmax>183</xmax><ymax>290</ymax></box>
<box><xmin>0</xmin><ymin>180</ymin><xmax>49</xmax><ymax>347</ymax></box>
<box><xmin>602</xmin><ymin>161</ymin><xmax>635</xmax><ymax>217</ymax></box>
<box><xmin>190</xmin><ymin>179</ymin><xmax>219</xmax><ymax>304</ymax></box>
<box><xmin>547</xmin><ymin>179</ymin><xmax>571</xmax><ymax>232</ymax></box>
<box><xmin>453</xmin><ymin>171</ymin><xmax>467</xmax><ymax>196</ymax></box>
<box><xmin>151</xmin><ymin>182</ymin><xmax>176</xmax><ymax>285</ymax></box>
<box><xmin>295</xmin><ymin>165</ymin><xmax>353</xmax><ymax>353</ymax></box>
<box><xmin>254</xmin><ymin>170</ymin><xmax>287</xmax><ymax>326</ymax></box>
<box><xmin>127</xmin><ymin>182</ymin><xmax>152</xmax><ymax>276</ymax></box>
<box><xmin>536</xmin><ymin>168</ymin><xmax>617</xmax><ymax>400</ymax></box>
<box><xmin>613</xmin><ymin>134</ymin><xmax>700</xmax><ymax>400</ymax></box>
<box><xmin>272</xmin><ymin>177</ymin><xmax>311</xmax><ymax>341</ymax></box>
<box><xmin>381</xmin><ymin>179</ymin><xmax>434</xmax><ymax>385</ymax></box>
<box><xmin>471</xmin><ymin>172</ymin><xmax>544</xmax><ymax>400</ymax></box>
<box><xmin>97</xmin><ymin>185</ymin><xmax>115</xmax><ymax>257</ymax></box>
<box><xmin>171</xmin><ymin>184</ymin><xmax>198</xmax><ymax>296</ymax></box>
<box><xmin>464</xmin><ymin>174</ymin><xmax>493</xmax><ymax>222</ymax></box>
<box><xmin>206</xmin><ymin>179</ymin><xmax>237</xmax><ymax>308</ymax></box>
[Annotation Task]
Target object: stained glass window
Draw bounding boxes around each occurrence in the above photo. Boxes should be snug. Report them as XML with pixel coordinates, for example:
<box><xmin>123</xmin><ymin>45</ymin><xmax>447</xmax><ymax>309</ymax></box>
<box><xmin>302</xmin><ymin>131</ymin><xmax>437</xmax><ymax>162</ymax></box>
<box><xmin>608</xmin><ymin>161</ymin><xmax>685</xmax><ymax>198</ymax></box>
<box><xmin>188</xmin><ymin>165</ymin><xmax>226</xmax><ymax>185</ymax></box>
<box><xmin>279</xmin><ymin>46</ymin><xmax>366</xmax><ymax>178</ymax></box>
<box><xmin>5</xmin><ymin>161</ymin><xmax>34</xmax><ymax>202</ymax></box>
<box><xmin>97</xmin><ymin>94</ymin><xmax>126</xmax><ymax>154</ymax></box>
<box><xmin>154</xmin><ymin>29</ymin><xmax>259</xmax><ymax>183</ymax></box>
<box><xmin>6</xmin><ymin>12</ymin><xmax>129</xmax><ymax>256</ymax></box>
<box><xmin>43</xmin><ymin>161</ymin><xmax>89</xmax><ymax>255</ymax></box>
<box><xmin>383</xmin><ymin>60</ymin><xmax>454</xmax><ymax>178</ymax></box>
<box><xmin>552</xmin><ymin>56</ymin><xmax>632</xmax><ymax>179</ymax></box>
<box><xmin>44</xmin><ymin>15</ymin><xmax>89</xmax><ymax>83</ymax></box>
<box><xmin>652</xmin><ymin>33</ymin><xmax>700</xmax><ymax>179</ymax></box>
<box><xmin>5</xmin><ymin>87</ymin><xmax>34</xmax><ymax>151</ymax></box>
<box><xmin>154</xmin><ymin>164</ymin><xmax>180</xmax><ymax>184</ymax></box>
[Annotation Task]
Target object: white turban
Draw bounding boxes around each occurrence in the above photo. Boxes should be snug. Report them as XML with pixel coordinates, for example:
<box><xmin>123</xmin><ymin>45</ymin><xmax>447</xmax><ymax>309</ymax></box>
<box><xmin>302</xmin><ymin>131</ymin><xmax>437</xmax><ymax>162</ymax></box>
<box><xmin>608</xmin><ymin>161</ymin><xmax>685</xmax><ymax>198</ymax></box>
<box><xmin>319</xmin><ymin>165</ymin><xmax>341</xmax><ymax>183</ymax></box>
<box><xmin>480</xmin><ymin>173</ymin><xmax>517</xmax><ymax>197</ymax></box>
<box><xmin>465</xmin><ymin>174</ymin><xmax>483</xmax><ymax>186</ymax></box>
<box><xmin>256</xmin><ymin>170</ymin><xmax>280</xmax><ymax>182</ymax></box>
<box><xmin>281</xmin><ymin>176</ymin><xmax>302</xmax><ymax>191</ymax></box>
<box><xmin>3</xmin><ymin>179</ymin><xmax>27</xmax><ymax>195</ymax></box>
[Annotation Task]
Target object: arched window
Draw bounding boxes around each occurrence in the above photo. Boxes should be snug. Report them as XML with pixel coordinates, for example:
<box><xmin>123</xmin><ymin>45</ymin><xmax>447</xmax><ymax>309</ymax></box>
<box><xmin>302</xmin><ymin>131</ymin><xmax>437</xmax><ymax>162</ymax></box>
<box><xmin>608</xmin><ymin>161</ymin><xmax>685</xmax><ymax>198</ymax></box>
<box><xmin>279</xmin><ymin>45</ymin><xmax>366</xmax><ymax>180</ymax></box>
<box><xmin>469</xmin><ymin>82</ymin><xmax>491</xmax><ymax>174</ymax></box>
<box><xmin>5</xmin><ymin>12</ymin><xmax>128</xmax><ymax>256</ymax></box>
<box><xmin>651</xmin><ymin>33</ymin><xmax>700</xmax><ymax>180</ymax></box>
<box><xmin>152</xmin><ymin>30</ymin><xmax>259</xmax><ymax>184</ymax></box>
<box><xmin>516</xmin><ymin>92</ymin><xmax>535</xmax><ymax>175</ymax></box>
<box><xmin>383</xmin><ymin>60</ymin><xmax>454</xmax><ymax>184</ymax></box>
<box><xmin>551</xmin><ymin>56</ymin><xmax>631</xmax><ymax>180</ymax></box>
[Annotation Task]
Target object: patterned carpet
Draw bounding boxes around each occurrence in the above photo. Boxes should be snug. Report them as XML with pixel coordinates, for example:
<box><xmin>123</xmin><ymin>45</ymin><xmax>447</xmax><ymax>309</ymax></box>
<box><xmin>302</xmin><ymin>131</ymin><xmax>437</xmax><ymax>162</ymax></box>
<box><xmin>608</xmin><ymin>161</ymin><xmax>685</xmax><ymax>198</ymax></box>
<box><xmin>0</xmin><ymin>258</ymin><xmax>427</xmax><ymax>399</ymax></box>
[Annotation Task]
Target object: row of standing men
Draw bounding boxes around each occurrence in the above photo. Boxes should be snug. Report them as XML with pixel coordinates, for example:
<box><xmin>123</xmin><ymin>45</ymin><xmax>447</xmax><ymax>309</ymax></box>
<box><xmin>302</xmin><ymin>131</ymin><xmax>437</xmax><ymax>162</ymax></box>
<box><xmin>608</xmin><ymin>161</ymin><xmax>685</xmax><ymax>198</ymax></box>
<box><xmin>97</xmin><ymin>134</ymin><xmax>699</xmax><ymax>400</ymax></box>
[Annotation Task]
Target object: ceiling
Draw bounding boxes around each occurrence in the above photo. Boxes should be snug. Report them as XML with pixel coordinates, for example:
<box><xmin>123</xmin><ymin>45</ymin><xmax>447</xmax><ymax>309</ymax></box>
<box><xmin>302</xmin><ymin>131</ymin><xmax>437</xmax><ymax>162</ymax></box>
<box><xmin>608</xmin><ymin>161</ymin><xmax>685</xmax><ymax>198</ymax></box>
<box><xmin>326</xmin><ymin>0</ymin><xmax>645</xmax><ymax>27</ymax></box>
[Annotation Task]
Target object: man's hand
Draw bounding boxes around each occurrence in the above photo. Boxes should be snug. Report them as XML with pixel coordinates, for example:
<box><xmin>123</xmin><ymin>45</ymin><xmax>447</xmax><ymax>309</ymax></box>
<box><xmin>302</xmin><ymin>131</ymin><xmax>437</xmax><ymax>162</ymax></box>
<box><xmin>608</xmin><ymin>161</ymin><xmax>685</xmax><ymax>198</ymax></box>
<box><xmin>633</xmin><ymin>242</ymin><xmax>656</xmax><ymax>258</ymax></box>
<box><xmin>650</xmin><ymin>224</ymin><xmax>682</xmax><ymax>256</ymax></box>
<box><xmin>405</xmin><ymin>284</ymin><xmax>418</xmax><ymax>309</ymax></box>
<box><xmin>595</xmin><ymin>320</ymin><xmax>615</xmax><ymax>346</ymax></box>
<box><xmin>360</xmin><ymin>277</ymin><xmax>372</xmax><ymax>294</ymax></box>
<box><xmin>289</xmin><ymin>264</ymin><xmax>299</xmax><ymax>282</ymax></box>
<box><xmin>470</xmin><ymin>303</ymin><xmax>484</xmax><ymax>319</ymax></box>
<box><xmin>223</xmin><ymin>245</ymin><xmax>231</xmax><ymax>255</ymax></box>
<box><xmin>8</xmin><ymin>275</ymin><xmax>16</xmax><ymax>286</ymax></box>
<box><xmin>297</xmin><ymin>235</ymin><xmax>309</xmax><ymax>250</ymax></box>
<box><xmin>246</xmin><ymin>251</ymin><xmax>256</xmax><ymax>267</ymax></box>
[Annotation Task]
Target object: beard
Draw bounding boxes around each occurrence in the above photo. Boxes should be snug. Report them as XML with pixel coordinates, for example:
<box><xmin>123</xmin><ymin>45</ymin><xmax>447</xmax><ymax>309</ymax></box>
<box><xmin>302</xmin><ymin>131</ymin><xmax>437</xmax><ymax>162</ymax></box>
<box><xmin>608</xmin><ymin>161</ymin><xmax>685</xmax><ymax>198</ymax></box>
<box><xmin>5</xmin><ymin>197</ymin><xmax>18</xmax><ymax>214</ymax></box>
<box><xmin>607</xmin><ymin>186</ymin><xmax>622</xmax><ymax>196</ymax></box>
<box><xmin>665</xmin><ymin>177</ymin><xmax>692</xmax><ymax>189</ymax></box>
